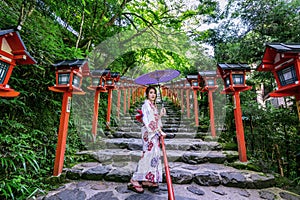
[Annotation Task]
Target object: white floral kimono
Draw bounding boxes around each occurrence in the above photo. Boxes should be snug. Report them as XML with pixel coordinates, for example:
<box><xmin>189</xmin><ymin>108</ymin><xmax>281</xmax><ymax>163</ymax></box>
<box><xmin>132</xmin><ymin>99</ymin><xmax>163</xmax><ymax>183</ymax></box>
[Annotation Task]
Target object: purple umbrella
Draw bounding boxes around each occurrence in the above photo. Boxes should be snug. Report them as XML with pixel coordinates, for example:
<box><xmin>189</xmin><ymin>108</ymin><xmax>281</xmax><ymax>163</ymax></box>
<box><xmin>134</xmin><ymin>69</ymin><xmax>180</xmax><ymax>85</ymax></box>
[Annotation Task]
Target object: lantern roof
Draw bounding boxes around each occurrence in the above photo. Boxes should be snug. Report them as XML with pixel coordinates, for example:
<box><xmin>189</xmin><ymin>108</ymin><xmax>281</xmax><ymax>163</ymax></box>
<box><xmin>0</xmin><ymin>27</ymin><xmax>36</xmax><ymax>65</ymax></box>
<box><xmin>90</xmin><ymin>69</ymin><xmax>106</xmax><ymax>77</ymax></box>
<box><xmin>199</xmin><ymin>70</ymin><xmax>217</xmax><ymax>77</ymax></box>
<box><xmin>266</xmin><ymin>43</ymin><xmax>300</xmax><ymax>52</ymax></box>
<box><xmin>111</xmin><ymin>72</ymin><xmax>120</xmax><ymax>78</ymax></box>
<box><xmin>53</xmin><ymin>59</ymin><xmax>88</xmax><ymax>69</ymax></box>
<box><xmin>217</xmin><ymin>63</ymin><xmax>250</xmax><ymax>77</ymax></box>
<box><xmin>186</xmin><ymin>74</ymin><xmax>199</xmax><ymax>80</ymax></box>
<box><xmin>257</xmin><ymin>43</ymin><xmax>300</xmax><ymax>72</ymax></box>
<box><xmin>217</xmin><ymin>63</ymin><xmax>250</xmax><ymax>71</ymax></box>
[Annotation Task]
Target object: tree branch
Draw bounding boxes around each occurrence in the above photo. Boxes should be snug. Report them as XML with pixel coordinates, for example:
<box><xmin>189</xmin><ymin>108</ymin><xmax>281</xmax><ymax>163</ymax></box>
<box><xmin>17</xmin><ymin>0</ymin><xmax>35</xmax><ymax>28</ymax></box>
<box><xmin>123</xmin><ymin>13</ymin><xmax>138</xmax><ymax>30</ymax></box>
<box><xmin>122</xmin><ymin>12</ymin><xmax>154</xmax><ymax>27</ymax></box>
<box><xmin>104</xmin><ymin>0</ymin><xmax>128</xmax><ymax>28</ymax></box>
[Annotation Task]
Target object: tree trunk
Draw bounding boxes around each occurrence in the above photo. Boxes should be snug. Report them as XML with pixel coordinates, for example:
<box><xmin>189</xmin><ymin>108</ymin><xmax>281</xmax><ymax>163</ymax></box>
<box><xmin>76</xmin><ymin>10</ymin><xmax>85</xmax><ymax>49</ymax></box>
<box><xmin>249</xmin><ymin>115</ymin><xmax>254</xmax><ymax>152</ymax></box>
<box><xmin>274</xmin><ymin>144</ymin><xmax>284</xmax><ymax>177</ymax></box>
<box><xmin>18</xmin><ymin>0</ymin><xmax>35</xmax><ymax>28</ymax></box>
<box><xmin>284</xmin><ymin>125</ymin><xmax>290</xmax><ymax>177</ymax></box>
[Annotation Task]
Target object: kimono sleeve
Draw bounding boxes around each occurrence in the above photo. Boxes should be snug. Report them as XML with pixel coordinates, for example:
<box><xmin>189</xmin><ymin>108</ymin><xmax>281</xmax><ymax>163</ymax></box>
<box><xmin>142</xmin><ymin>101</ymin><xmax>155</xmax><ymax>133</ymax></box>
<box><xmin>158</xmin><ymin>116</ymin><xmax>163</xmax><ymax>129</ymax></box>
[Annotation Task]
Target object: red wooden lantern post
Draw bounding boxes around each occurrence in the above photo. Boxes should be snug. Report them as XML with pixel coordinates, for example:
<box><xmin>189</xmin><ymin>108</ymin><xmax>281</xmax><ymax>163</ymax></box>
<box><xmin>49</xmin><ymin>59</ymin><xmax>89</xmax><ymax>176</ymax></box>
<box><xmin>0</xmin><ymin>28</ymin><xmax>36</xmax><ymax>97</ymax></box>
<box><xmin>179</xmin><ymin>78</ymin><xmax>185</xmax><ymax>113</ymax></box>
<box><xmin>173</xmin><ymin>80</ymin><xmax>179</xmax><ymax>106</ymax></box>
<box><xmin>174</xmin><ymin>81</ymin><xmax>181</xmax><ymax>107</ymax></box>
<box><xmin>87</xmin><ymin>69</ymin><xmax>108</xmax><ymax>139</ymax></box>
<box><xmin>163</xmin><ymin>83</ymin><xmax>170</xmax><ymax>99</ymax></box>
<box><xmin>127</xmin><ymin>79</ymin><xmax>132</xmax><ymax>110</ymax></box>
<box><xmin>186</xmin><ymin>74</ymin><xmax>203</xmax><ymax>126</ymax></box>
<box><xmin>161</xmin><ymin>85</ymin><xmax>167</xmax><ymax>99</ymax></box>
<box><xmin>217</xmin><ymin>63</ymin><xmax>252</xmax><ymax>162</ymax></box>
<box><xmin>184</xmin><ymin>80</ymin><xmax>191</xmax><ymax>118</ymax></box>
<box><xmin>116</xmin><ymin>81</ymin><xmax>122</xmax><ymax>118</ymax></box>
<box><xmin>132</xmin><ymin>83</ymin><xmax>136</xmax><ymax>104</ymax></box>
<box><xmin>257</xmin><ymin>43</ymin><xmax>300</xmax><ymax>120</ymax></box>
<box><xmin>200</xmin><ymin>71</ymin><xmax>219</xmax><ymax>137</ymax></box>
<box><xmin>105</xmin><ymin>70</ymin><xmax>120</xmax><ymax>129</ymax></box>
<box><xmin>122</xmin><ymin>77</ymin><xmax>128</xmax><ymax>114</ymax></box>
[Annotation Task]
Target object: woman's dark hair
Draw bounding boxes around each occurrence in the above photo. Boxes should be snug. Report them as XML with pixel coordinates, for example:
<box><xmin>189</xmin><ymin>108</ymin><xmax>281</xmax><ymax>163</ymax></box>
<box><xmin>145</xmin><ymin>86</ymin><xmax>157</xmax><ymax>100</ymax></box>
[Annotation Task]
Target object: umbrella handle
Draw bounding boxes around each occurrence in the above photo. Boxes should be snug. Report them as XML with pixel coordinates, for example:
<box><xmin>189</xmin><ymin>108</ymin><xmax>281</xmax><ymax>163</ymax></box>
<box><xmin>161</xmin><ymin>135</ymin><xmax>175</xmax><ymax>200</ymax></box>
<box><xmin>158</xmin><ymin>84</ymin><xmax>164</xmax><ymax>108</ymax></box>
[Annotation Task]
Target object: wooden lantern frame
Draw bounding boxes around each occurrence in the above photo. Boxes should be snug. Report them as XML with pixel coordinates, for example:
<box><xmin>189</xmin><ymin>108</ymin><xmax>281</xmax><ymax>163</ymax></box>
<box><xmin>258</xmin><ymin>43</ymin><xmax>300</xmax><ymax>120</ymax></box>
<box><xmin>217</xmin><ymin>63</ymin><xmax>252</xmax><ymax>94</ymax></box>
<box><xmin>105</xmin><ymin>71</ymin><xmax>120</xmax><ymax>89</ymax></box>
<box><xmin>88</xmin><ymin>69</ymin><xmax>107</xmax><ymax>92</ymax></box>
<box><xmin>49</xmin><ymin>59</ymin><xmax>88</xmax><ymax>95</ymax></box>
<box><xmin>186</xmin><ymin>74</ymin><xmax>203</xmax><ymax>90</ymax></box>
<box><xmin>257</xmin><ymin>43</ymin><xmax>300</xmax><ymax>97</ymax></box>
<box><xmin>217</xmin><ymin>63</ymin><xmax>252</xmax><ymax>162</ymax></box>
<box><xmin>49</xmin><ymin>59</ymin><xmax>89</xmax><ymax>176</ymax></box>
<box><xmin>186</xmin><ymin>74</ymin><xmax>203</xmax><ymax>126</ymax></box>
<box><xmin>199</xmin><ymin>71</ymin><xmax>219</xmax><ymax>92</ymax></box>
<box><xmin>199</xmin><ymin>70</ymin><xmax>219</xmax><ymax>137</ymax></box>
<box><xmin>0</xmin><ymin>28</ymin><xmax>36</xmax><ymax>97</ymax></box>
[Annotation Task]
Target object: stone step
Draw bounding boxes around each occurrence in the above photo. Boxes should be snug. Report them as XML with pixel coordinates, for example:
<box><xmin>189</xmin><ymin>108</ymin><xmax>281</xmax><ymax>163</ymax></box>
<box><xmin>118</xmin><ymin>121</ymin><xmax>187</xmax><ymax>127</ymax></box>
<box><xmin>78</xmin><ymin>149</ymin><xmax>238</xmax><ymax>164</ymax></box>
<box><xmin>117</xmin><ymin>120</ymin><xmax>182</xmax><ymax>126</ymax></box>
<box><xmin>112</xmin><ymin>131</ymin><xmax>213</xmax><ymax>139</ymax></box>
<box><xmin>119</xmin><ymin>120</ymin><xmax>195</xmax><ymax>127</ymax></box>
<box><xmin>41</xmin><ymin>180</ymin><xmax>300</xmax><ymax>200</ymax></box>
<box><xmin>99</xmin><ymin>138</ymin><xmax>222</xmax><ymax>151</ymax></box>
<box><xmin>65</xmin><ymin>162</ymin><xmax>275</xmax><ymax>190</ymax></box>
<box><xmin>116</xmin><ymin>126</ymin><xmax>197</xmax><ymax>132</ymax></box>
<box><xmin>121</xmin><ymin>114</ymin><xmax>181</xmax><ymax>120</ymax></box>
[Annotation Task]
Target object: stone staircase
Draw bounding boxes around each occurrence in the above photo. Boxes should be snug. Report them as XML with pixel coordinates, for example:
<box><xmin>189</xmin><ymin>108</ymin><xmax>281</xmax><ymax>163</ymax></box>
<box><xmin>40</xmin><ymin>100</ymin><xmax>300</xmax><ymax>200</ymax></box>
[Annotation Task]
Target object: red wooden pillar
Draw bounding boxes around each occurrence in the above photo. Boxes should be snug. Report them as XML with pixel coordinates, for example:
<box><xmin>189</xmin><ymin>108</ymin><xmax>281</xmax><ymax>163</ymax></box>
<box><xmin>181</xmin><ymin>88</ymin><xmax>184</xmax><ymax>113</ymax></box>
<box><xmin>53</xmin><ymin>91</ymin><xmax>72</xmax><ymax>176</ymax></box>
<box><xmin>117</xmin><ymin>89</ymin><xmax>121</xmax><ymax>118</ymax></box>
<box><xmin>127</xmin><ymin>87</ymin><xmax>131</xmax><ymax>110</ymax></box>
<box><xmin>132</xmin><ymin>88</ymin><xmax>135</xmax><ymax>104</ymax></box>
<box><xmin>193</xmin><ymin>89</ymin><xmax>199</xmax><ymax>126</ymax></box>
<box><xmin>106</xmin><ymin>89</ymin><xmax>113</xmax><ymax>128</ymax></box>
<box><xmin>49</xmin><ymin>59</ymin><xmax>88</xmax><ymax>176</ymax></box>
<box><xmin>140</xmin><ymin>87</ymin><xmax>144</xmax><ymax>98</ymax></box>
<box><xmin>296</xmin><ymin>94</ymin><xmax>300</xmax><ymax>121</ymax></box>
<box><xmin>92</xmin><ymin>89</ymin><xmax>101</xmax><ymax>138</ymax></box>
<box><xmin>233</xmin><ymin>91</ymin><xmax>247</xmax><ymax>162</ymax></box>
<box><xmin>172</xmin><ymin>91</ymin><xmax>176</xmax><ymax>104</ymax></box>
<box><xmin>208</xmin><ymin>89</ymin><xmax>216</xmax><ymax>137</ymax></box>
<box><xmin>123</xmin><ymin>88</ymin><xmax>127</xmax><ymax>114</ymax></box>
<box><xmin>217</xmin><ymin>63</ymin><xmax>252</xmax><ymax>163</ymax></box>
<box><xmin>186</xmin><ymin>89</ymin><xmax>190</xmax><ymax>118</ymax></box>
<box><xmin>162</xmin><ymin>86</ymin><xmax>167</xmax><ymax>98</ymax></box>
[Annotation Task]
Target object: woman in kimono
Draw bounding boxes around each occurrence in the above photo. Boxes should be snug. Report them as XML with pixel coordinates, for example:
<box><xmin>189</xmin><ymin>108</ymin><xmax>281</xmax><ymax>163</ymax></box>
<box><xmin>128</xmin><ymin>86</ymin><xmax>166</xmax><ymax>193</ymax></box>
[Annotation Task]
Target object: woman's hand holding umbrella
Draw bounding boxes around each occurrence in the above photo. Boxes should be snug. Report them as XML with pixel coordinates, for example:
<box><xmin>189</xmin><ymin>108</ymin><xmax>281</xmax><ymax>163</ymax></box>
<box><xmin>160</xmin><ymin>107</ymin><xmax>166</xmax><ymax>117</ymax></box>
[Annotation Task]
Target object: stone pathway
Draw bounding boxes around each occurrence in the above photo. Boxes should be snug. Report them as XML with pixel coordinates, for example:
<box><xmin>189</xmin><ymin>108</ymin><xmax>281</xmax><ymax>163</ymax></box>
<box><xmin>39</xmin><ymin>101</ymin><xmax>300</xmax><ymax>200</ymax></box>
<box><xmin>41</xmin><ymin>180</ymin><xmax>300</xmax><ymax>200</ymax></box>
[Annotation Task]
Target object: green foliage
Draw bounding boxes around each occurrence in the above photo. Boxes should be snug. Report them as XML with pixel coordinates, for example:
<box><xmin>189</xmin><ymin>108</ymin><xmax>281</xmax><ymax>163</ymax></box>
<box><xmin>221</xmin><ymin>142</ymin><xmax>238</xmax><ymax>151</ymax></box>
<box><xmin>208</xmin><ymin>0</ymin><xmax>300</xmax><ymax>63</ymax></box>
